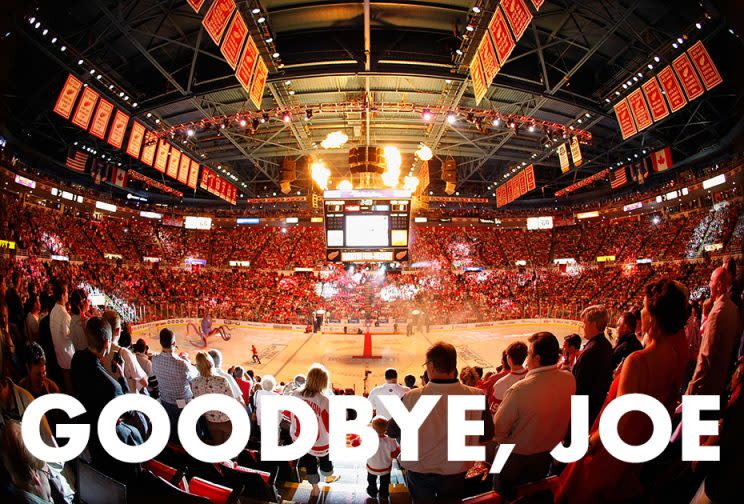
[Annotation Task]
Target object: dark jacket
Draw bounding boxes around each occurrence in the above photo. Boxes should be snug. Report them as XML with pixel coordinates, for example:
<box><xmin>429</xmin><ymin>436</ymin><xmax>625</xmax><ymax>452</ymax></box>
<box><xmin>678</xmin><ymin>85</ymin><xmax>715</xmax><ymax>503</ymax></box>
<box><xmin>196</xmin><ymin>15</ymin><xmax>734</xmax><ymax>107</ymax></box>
<box><xmin>573</xmin><ymin>333</ymin><xmax>613</xmax><ymax>426</ymax></box>
<box><xmin>611</xmin><ymin>333</ymin><xmax>642</xmax><ymax>370</ymax></box>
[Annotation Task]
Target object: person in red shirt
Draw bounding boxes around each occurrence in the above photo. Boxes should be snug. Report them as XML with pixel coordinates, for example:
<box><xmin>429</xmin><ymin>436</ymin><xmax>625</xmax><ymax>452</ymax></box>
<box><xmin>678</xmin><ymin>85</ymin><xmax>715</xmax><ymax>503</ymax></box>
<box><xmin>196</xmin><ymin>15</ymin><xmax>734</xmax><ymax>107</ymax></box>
<box><xmin>251</xmin><ymin>345</ymin><xmax>261</xmax><ymax>364</ymax></box>
<box><xmin>233</xmin><ymin>366</ymin><xmax>252</xmax><ymax>406</ymax></box>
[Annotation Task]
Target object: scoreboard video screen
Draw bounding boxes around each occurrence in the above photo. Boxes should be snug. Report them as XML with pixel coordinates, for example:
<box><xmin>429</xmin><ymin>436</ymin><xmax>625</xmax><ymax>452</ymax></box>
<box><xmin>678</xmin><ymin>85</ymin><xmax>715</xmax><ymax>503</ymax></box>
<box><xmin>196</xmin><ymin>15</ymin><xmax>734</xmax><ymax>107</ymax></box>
<box><xmin>323</xmin><ymin>189</ymin><xmax>411</xmax><ymax>262</ymax></box>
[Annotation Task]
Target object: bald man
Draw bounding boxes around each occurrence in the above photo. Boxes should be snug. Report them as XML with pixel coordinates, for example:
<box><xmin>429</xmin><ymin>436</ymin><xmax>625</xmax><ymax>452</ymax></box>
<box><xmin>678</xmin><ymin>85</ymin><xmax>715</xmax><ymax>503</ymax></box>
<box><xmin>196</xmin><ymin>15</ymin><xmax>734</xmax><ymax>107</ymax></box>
<box><xmin>686</xmin><ymin>268</ymin><xmax>739</xmax><ymax>400</ymax></box>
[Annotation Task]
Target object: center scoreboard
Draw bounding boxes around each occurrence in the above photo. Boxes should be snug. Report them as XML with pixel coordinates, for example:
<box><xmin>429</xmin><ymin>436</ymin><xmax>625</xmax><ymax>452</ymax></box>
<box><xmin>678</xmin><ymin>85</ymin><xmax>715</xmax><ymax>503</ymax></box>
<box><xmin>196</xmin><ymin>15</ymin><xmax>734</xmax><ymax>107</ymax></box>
<box><xmin>323</xmin><ymin>188</ymin><xmax>411</xmax><ymax>262</ymax></box>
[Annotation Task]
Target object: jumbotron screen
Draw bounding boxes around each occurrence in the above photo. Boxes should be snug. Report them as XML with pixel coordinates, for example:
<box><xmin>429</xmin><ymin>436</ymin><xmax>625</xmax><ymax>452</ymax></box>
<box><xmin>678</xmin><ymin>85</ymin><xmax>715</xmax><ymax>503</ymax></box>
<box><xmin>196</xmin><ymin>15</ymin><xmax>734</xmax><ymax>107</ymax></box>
<box><xmin>323</xmin><ymin>188</ymin><xmax>411</xmax><ymax>262</ymax></box>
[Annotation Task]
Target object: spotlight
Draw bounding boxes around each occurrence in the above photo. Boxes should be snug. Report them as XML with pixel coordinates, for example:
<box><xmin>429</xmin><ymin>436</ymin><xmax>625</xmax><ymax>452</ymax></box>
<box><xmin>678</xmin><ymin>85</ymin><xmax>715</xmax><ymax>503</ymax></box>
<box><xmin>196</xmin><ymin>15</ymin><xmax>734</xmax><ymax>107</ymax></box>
<box><xmin>447</xmin><ymin>111</ymin><xmax>457</xmax><ymax>124</ymax></box>
<box><xmin>466</xmin><ymin>25</ymin><xmax>474</xmax><ymax>32</ymax></box>
<box><xmin>262</xmin><ymin>112</ymin><xmax>269</xmax><ymax>123</ymax></box>
<box><xmin>648</xmin><ymin>63</ymin><xmax>653</xmax><ymax>70</ymax></box>
<box><xmin>51</xmin><ymin>37</ymin><xmax>57</xmax><ymax>43</ymax></box>
<box><xmin>89</xmin><ymin>69</ymin><xmax>95</xmax><ymax>74</ymax></box>
<box><xmin>29</xmin><ymin>17</ymin><xmax>35</xmax><ymax>24</ymax></box>
<box><xmin>672</xmin><ymin>42</ymin><xmax>678</xmax><ymax>49</ymax></box>
<box><xmin>622</xmin><ymin>83</ymin><xmax>628</xmax><ymax>89</ymax></box>
<box><xmin>266</xmin><ymin>37</ymin><xmax>273</xmax><ymax>43</ymax></box>
<box><xmin>272</xmin><ymin>52</ymin><xmax>280</xmax><ymax>58</ymax></box>
<box><xmin>119</xmin><ymin>91</ymin><xmax>124</xmax><ymax>97</ymax></box>
<box><xmin>305</xmin><ymin>109</ymin><xmax>313</xmax><ymax>121</ymax></box>
<box><xmin>239</xmin><ymin>117</ymin><xmax>247</xmax><ymax>127</ymax></box>
<box><xmin>257</xmin><ymin>17</ymin><xmax>266</xmax><ymax>24</ymax></box>
<box><xmin>492</xmin><ymin>117</ymin><xmax>501</xmax><ymax>127</ymax></box>
<box><xmin>528</xmin><ymin>124</ymin><xmax>535</xmax><ymax>132</ymax></box>
<box><xmin>96</xmin><ymin>74</ymin><xmax>102</xmax><ymax>80</ymax></box>
<box><xmin>605</xmin><ymin>98</ymin><xmax>611</xmax><ymax>103</ymax></box>
<box><xmin>695</xmin><ymin>22</ymin><xmax>702</xmax><ymax>29</ymax></box>
<box><xmin>132</xmin><ymin>103</ymin><xmax>137</xmax><ymax>107</ymax></box>
<box><xmin>288</xmin><ymin>90</ymin><xmax>295</xmax><ymax>95</ymax></box>
<box><xmin>472</xmin><ymin>6</ymin><xmax>481</xmax><ymax>13</ymax></box>
<box><xmin>422</xmin><ymin>108</ymin><xmax>433</xmax><ymax>121</ymax></box>
<box><xmin>60</xmin><ymin>46</ymin><xmax>66</xmax><ymax>52</ymax></box>
<box><xmin>455</xmin><ymin>49</ymin><xmax>463</xmax><ymax>56</ymax></box>
<box><xmin>147</xmin><ymin>113</ymin><xmax>152</xmax><ymax>118</ymax></box>
<box><xmin>654</xmin><ymin>56</ymin><xmax>660</xmax><ymax>62</ymax></box>
<box><xmin>109</xmin><ymin>84</ymin><xmax>114</xmax><ymax>89</ymax></box>
<box><xmin>34</xmin><ymin>22</ymin><xmax>40</xmax><ymax>29</ymax></box>
<box><xmin>282</xmin><ymin>111</ymin><xmax>291</xmax><ymax>123</ymax></box>
<box><xmin>42</xmin><ymin>29</ymin><xmax>48</xmax><ymax>36</ymax></box>
<box><xmin>252</xmin><ymin>8</ymin><xmax>261</xmax><ymax>14</ymax></box>
<box><xmin>186</xmin><ymin>128</ymin><xmax>195</xmax><ymax>137</ymax></box>
<box><xmin>677</xmin><ymin>37</ymin><xmax>684</xmax><ymax>44</ymax></box>
<box><xmin>123</xmin><ymin>96</ymin><xmax>129</xmax><ymax>101</ymax></box>
<box><xmin>615</xmin><ymin>91</ymin><xmax>620</xmax><ymax>96</ymax></box>
<box><xmin>285</xmin><ymin>80</ymin><xmax>291</xmax><ymax>85</ymax></box>
<box><xmin>155</xmin><ymin>119</ymin><xmax>161</xmax><ymax>124</ymax></box>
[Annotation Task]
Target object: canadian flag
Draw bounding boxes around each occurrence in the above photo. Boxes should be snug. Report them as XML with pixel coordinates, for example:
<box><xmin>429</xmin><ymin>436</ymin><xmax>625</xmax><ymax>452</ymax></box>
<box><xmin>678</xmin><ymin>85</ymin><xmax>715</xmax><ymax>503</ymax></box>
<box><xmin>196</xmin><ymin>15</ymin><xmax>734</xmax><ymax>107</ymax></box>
<box><xmin>109</xmin><ymin>166</ymin><xmax>128</xmax><ymax>188</ymax></box>
<box><xmin>651</xmin><ymin>147</ymin><xmax>673</xmax><ymax>172</ymax></box>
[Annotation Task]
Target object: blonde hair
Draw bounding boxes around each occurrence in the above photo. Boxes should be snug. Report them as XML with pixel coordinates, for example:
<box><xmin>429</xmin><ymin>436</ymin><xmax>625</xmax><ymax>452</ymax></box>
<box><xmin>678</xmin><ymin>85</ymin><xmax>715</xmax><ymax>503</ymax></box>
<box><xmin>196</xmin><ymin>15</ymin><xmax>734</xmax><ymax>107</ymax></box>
<box><xmin>301</xmin><ymin>363</ymin><xmax>330</xmax><ymax>397</ymax></box>
<box><xmin>581</xmin><ymin>304</ymin><xmax>609</xmax><ymax>331</ymax></box>
<box><xmin>195</xmin><ymin>351</ymin><xmax>215</xmax><ymax>377</ymax></box>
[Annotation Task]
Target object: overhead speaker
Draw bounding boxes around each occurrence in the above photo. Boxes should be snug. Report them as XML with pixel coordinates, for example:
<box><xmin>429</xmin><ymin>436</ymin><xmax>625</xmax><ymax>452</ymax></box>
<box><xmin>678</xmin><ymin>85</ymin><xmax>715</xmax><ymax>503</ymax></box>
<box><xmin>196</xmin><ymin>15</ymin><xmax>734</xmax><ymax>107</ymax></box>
<box><xmin>280</xmin><ymin>158</ymin><xmax>297</xmax><ymax>194</ymax></box>
<box><xmin>349</xmin><ymin>146</ymin><xmax>384</xmax><ymax>174</ymax></box>
<box><xmin>445</xmin><ymin>182</ymin><xmax>456</xmax><ymax>195</ymax></box>
<box><xmin>441</xmin><ymin>157</ymin><xmax>457</xmax><ymax>184</ymax></box>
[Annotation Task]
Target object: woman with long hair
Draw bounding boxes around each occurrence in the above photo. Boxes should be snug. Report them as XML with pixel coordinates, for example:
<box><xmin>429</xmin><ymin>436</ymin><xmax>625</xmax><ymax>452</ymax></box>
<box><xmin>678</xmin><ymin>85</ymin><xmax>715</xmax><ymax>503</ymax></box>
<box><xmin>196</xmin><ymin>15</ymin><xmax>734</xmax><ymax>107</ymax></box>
<box><xmin>190</xmin><ymin>351</ymin><xmax>234</xmax><ymax>444</ymax></box>
<box><xmin>289</xmin><ymin>363</ymin><xmax>340</xmax><ymax>496</ymax></box>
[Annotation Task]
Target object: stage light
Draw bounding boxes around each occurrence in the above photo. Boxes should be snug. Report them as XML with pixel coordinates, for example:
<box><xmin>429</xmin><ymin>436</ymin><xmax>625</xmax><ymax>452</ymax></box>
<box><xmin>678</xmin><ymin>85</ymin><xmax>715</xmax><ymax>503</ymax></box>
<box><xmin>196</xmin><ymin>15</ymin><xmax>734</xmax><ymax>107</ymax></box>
<box><xmin>677</xmin><ymin>37</ymin><xmax>684</xmax><ymax>44</ymax></box>
<box><xmin>123</xmin><ymin>96</ymin><xmax>129</xmax><ymax>101</ymax></box>
<box><xmin>132</xmin><ymin>103</ymin><xmax>137</xmax><ymax>108</ymax></box>
<box><xmin>492</xmin><ymin>117</ymin><xmax>501</xmax><ymax>126</ymax></box>
<box><xmin>282</xmin><ymin>112</ymin><xmax>291</xmax><ymax>123</ymax></box>
<box><xmin>252</xmin><ymin>8</ymin><xmax>261</xmax><ymax>14</ymax></box>
<box><xmin>29</xmin><ymin>17</ymin><xmax>35</xmax><ymax>24</ymax></box>
<box><xmin>272</xmin><ymin>52</ymin><xmax>280</xmax><ymax>58</ymax></box>
<box><xmin>447</xmin><ymin>112</ymin><xmax>457</xmax><ymax>124</ymax></box>
<box><xmin>305</xmin><ymin>109</ymin><xmax>313</xmax><ymax>121</ymax></box>
<box><xmin>89</xmin><ymin>68</ymin><xmax>95</xmax><ymax>74</ymax></box>
<box><xmin>266</xmin><ymin>37</ymin><xmax>273</xmax><ymax>43</ymax></box>
<box><xmin>257</xmin><ymin>17</ymin><xmax>266</xmax><ymax>23</ymax></box>
<box><xmin>146</xmin><ymin>113</ymin><xmax>152</xmax><ymax>118</ymax></box>
<box><xmin>288</xmin><ymin>90</ymin><xmax>295</xmax><ymax>95</ymax></box>
<box><xmin>672</xmin><ymin>42</ymin><xmax>678</xmax><ymax>49</ymax></box>
<box><xmin>422</xmin><ymin>108</ymin><xmax>433</xmax><ymax>121</ymax></box>
<box><xmin>528</xmin><ymin>124</ymin><xmax>535</xmax><ymax>132</ymax></box>
<box><xmin>633</xmin><ymin>76</ymin><xmax>638</xmax><ymax>82</ymax></box>
<box><xmin>622</xmin><ymin>83</ymin><xmax>628</xmax><ymax>89</ymax></box>
<box><xmin>51</xmin><ymin>37</ymin><xmax>57</xmax><ymax>43</ymax></box>
<box><xmin>60</xmin><ymin>46</ymin><xmax>66</xmax><ymax>51</ymax></box>
<box><xmin>239</xmin><ymin>117</ymin><xmax>248</xmax><ymax>127</ymax></box>
<box><xmin>455</xmin><ymin>49</ymin><xmax>463</xmax><ymax>55</ymax></box>
<box><xmin>96</xmin><ymin>74</ymin><xmax>102</xmax><ymax>80</ymax></box>
<box><xmin>155</xmin><ymin>119</ymin><xmax>161</xmax><ymax>124</ymax></box>
<box><xmin>337</xmin><ymin>179</ymin><xmax>353</xmax><ymax>191</ymax></box>
<box><xmin>42</xmin><ymin>29</ymin><xmax>48</xmax><ymax>36</ymax></box>
<box><xmin>466</xmin><ymin>25</ymin><xmax>474</xmax><ymax>32</ymax></box>
<box><xmin>696</xmin><ymin>22</ymin><xmax>702</xmax><ymax>29</ymax></box>
<box><xmin>615</xmin><ymin>91</ymin><xmax>620</xmax><ymax>96</ymax></box>
<box><xmin>285</xmin><ymin>80</ymin><xmax>291</xmax><ymax>85</ymax></box>
<box><xmin>34</xmin><ymin>22</ymin><xmax>40</xmax><ymax>29</ymax></box>
<box><xmin>119</xmin><ymin>91</ymin><xmax>124</xmax><ymax>97</ymax></box>
<box><xmin>605</xmin><ymin>98</ymin><xmax>611</xmax><ymax>103</ymax></box>
<box><xmin>415</xmin><ymin>144</ymin><xmax>433</xmax><ymax>161</ymax></box>
<box><xmin>472</xmin><ymin>6</ymin><xmax>481</xmax><ymax>13</ymax></box>
<box><xmin>311</xmin><ymin>160</ymin><xmax>331</xmax><ymax>190</ymax></box>
<box><xmin>626</xmin><ymin>81</ymin><xmax>632</xmax><ymax>86</ymax></box>
<box><xmin>654</xmin><ymin>56</ymin><xmax>660</xmax><ymax>62</ymax></box>
<box><xmin>186</xmin><ymin>128</ymin><xmax>195</xmax><ymax>137</ymax></box>
<box><xmin>321</xmin><ymin>131</ymin><xmax>348</xmax><ymax>149</ymax></box>
<box><xmin>648</xmin><ymin>63</ymin><xmax>653</xmax><ymax>69</ymax></box>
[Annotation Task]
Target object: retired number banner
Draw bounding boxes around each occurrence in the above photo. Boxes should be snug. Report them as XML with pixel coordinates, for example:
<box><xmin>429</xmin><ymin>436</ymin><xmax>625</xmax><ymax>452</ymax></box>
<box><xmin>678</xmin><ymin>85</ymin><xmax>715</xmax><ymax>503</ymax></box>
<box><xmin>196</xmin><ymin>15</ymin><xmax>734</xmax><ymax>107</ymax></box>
<box><xmin>178</xmin><ymin>154</ymin><xmax>191</xmax><ymax>184</ymax></box>
<box><xmin>477</xmin><ymin>36</ymin><xmax>500</xmax><ymax>88</ymax></box>
<box><xmin>496</xmin><ymin>185</ymin><xmax>507</xmax><ymax>207</ymax></box>
<box><xmin>202</xmin><ymin>0</ymin><xmax>236</xmax><ymax>45</ymax></box>
<box><xmin>125</xmin><ymin>121</ymin><xmax>146</xmax><ymax>158</ymax></box>
<box><xmin>501</xmin><ymin>0</ymin><xmax>533</xmax><ymax>41</ymax></box>
<box><xmin>672</xmin><ymin>53</ymin><xmax>704</xmax><ymax>101</ymax></box>
<box><xmin>167</xmin><ymin>147</ymin><xmax>181</xmax><ymax>179</ymax></box>
<box><xmin>531</xmin><ymin>0</ymin><xmax>545</xmax><ymax>9</ymax></box>
<box><xmin>557</xmin><ymin>142</ymin><xmax>570</xmax><ymax>173</ymax></box>
<box><xmin>470</xmin><ymin>55</ymin><xmax>488</xmax><ymax>105</ymax></box>
<box><xmin>154</xmin><ymin>139</ymin><xmax>169</xmax><ymax>173</ymax></box>
<box><xmin>53</xmin><ymin>74</ymin><xmax>83</xmax><ymax>119</ymax></box>
<box><xmin>89</xmin><ymin>98</ymin><xmax>114</xmax><ymax>140</ymax></box>
<box><xmin>220</xmin><ymin>11</ymin><xmax>248</xmax><ymax>69</ymax></box>
<box><xmin>249</xmin><ymin>57</ymin><xmax>268</xmax><ymax>109</ymax></box>
<box><xmin>641</xmin><ymin>77</ymin><xmax>670</xmax><ymax>121</ymax></box>
<box><xmin>236</xmin><ymin>35</ymin><xmax>258</xmax><ymax>93</ymax></box>
<box><xmin>106</xmin><ymin>110</ymin><xmax>130</xmax><ymax>149</ymax></box>
<box><xmin>187</xmin><ymin>0</ymin><xmax>206</xmax><ymax>14</ymax></box>
<box><xmin>140</xmin><ymin>131</ymin><xmax>158</xmax><ymax>166</ymax></box>
<box><xmin>188</xmin><ymin>159</ymin><xmax>200</xmax><ymax>189</ymax></box>
<box><xmin>71</xmin><ymin>87</ymin><xmax>100</xmax><ymax>130</ymax></box>
<box><xmin>569</xmin><ymin>136</ymin><xmax>583</xmax><ymax>167</ymax></box>
<box><xmin>627</xmin><ymin>88</ymin><xmax>653</xmax><ymax>131</ymax></box>
<box><xmin>656</xmin><ymin>66</ymin><xmax>687</xmax><ymax>112</ymax></box>
<box><xmin>687</xmin><ymin>41</ymin><xmax>722</xmax><ymax>90</ymax></box>
<box><xmin>613</xmin><ymin>99</ymin><xmax>638</xmax><ymax>140</ymax></box>
<box><xmin>489</xmin><ymin>7</ymin><xmax>516</xmax><ymax>65</ymax></box>
<box><xmin>525</xmin><ymin>164</ymin><xmax>536</xmax><ymax>192</ymax></box>
<box><xmin>517</xmin><ymin>169</ymin><xmax>528</xmax><ymax>195</ymax></box>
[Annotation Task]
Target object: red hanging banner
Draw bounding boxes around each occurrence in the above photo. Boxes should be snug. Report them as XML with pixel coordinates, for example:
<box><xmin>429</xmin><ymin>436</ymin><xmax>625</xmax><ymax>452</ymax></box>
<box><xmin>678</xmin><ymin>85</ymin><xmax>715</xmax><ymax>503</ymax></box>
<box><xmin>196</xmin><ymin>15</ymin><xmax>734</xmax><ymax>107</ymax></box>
<box><xmin>167</xmin><ymin>147</ymin><xmax>181</xmax><ymax>179</ymax></box>
<box><xmin>489</xmin><ymin>7</ymin><xmax>516</xmax><ymax>65</ymax></box>
<box><xmin>236</xmin><ymin>35</ymin><xmax>258</xmax><ymax>93</ymax></box>
<box><xmin>140</xmin><ymin>131</ymin><xmax>158</xmax><ymax>166</ymax></box>
<box><xmin>672</xmin><ymin>53</ymin><xmax>704</xmax><ymax>101</ymax></box>
<box><xmin>178</xmin><ymin>154</ymin><xmax>191</xmax><ymax>184</ymax></box>
<box><xmin>517</xmin><ymin>169</ymin><xmax>528</xmax><ymax>195</ymax></box>
<box><xmin>687</xmin><ymin>41</ymin><xmax>722</xmax><ymax>91</ymax></box>
<box><xmin>202</xmin><ymin>0</ymin><xmax>236</xmax><ymax>45</ymax></box>
<box><xmin>496</xmin><ymin>185</ymin><xmax>506</xmax><ymax>207</ymax></box>
<box><xmin>531</xmin><ymin>0</ymin><xmax>545</xmax><ymax>10</ymax></box>
<box><xmin>200</xmin><ymin>167</ymin><xmax>212</xmax><ymax>191</ymax></box>
<box><xmin>501</xmin><ymin>0</ymin><xmax>533</xmax><ymax>41</ymax></box>
<box><xmin>106</xmin><ymin>110</ymin><xmax>130</xmax><ymax>149</ymax></box>
<box><xmin>656</xmin><ymin>66</ymin><xmax>687</xmax><ymax>112</ymax></box>
<box><xmin>220</xmin><ymin>11</ymin><xmax>248</xmax><ymax>70</ymax></box>
<box><xmin>469</xmin><ymin>54</ymin><xmax>488</xmax><ymax>105</ymax></box>
<box><xmin>88</xmin><ymin>98</ymin><xmax>114</xmax><ymax>140</ymax></box>
<box><xmin>626</xmin><ymin>88</ymin><xmax>653</xmax><ymax>131</ymax></box>
<box><xmin>249</xmin><ymin>57</ymin><xmax>268</xmax><ymax>109</ymax></box>
<box><xmin>477</xmin><ymin>36</ymin><xmax>500</xmax><ymax>87</ymax></box>
<box><xmin>613</xmin><ymin>99</ymin><xmax>638</xmax><ymax>140</ymax></box>
<box><xmin>506</xmin><ymin>178</ymin><xmax>514</xmax><ymax>202</ymax></box>
<box><xmin>71</xmin><ymin>87</ymin><xmax>100</xmax><ymax>130</ymax></box>
<box><xmin>525</xmin><ymin>164</ymin><xmax>536</xmax><ymax>192</ymax></box>
<box><xmin>187</xmin><ymin>0</ymin><xmax>206</xmax><ymax>13</ymax></box>
<box><xmin>187</xmin><ymin>159</ymin><xmax>200</xmax><ymax>189</ymax></box>
<box><xmin>154</xmin><ymin>139</ymin><xmax>169</xmax><ymax>173</ymax></box>
<box><xmin>53</xmin><ymin>74</ymin><xmax>83</xmax><ymax>119</ymax></box>
<box><xmin>125</xmin><ymin>121</ymin><xmax>146</xmax><ymax>158</ymax></box>
<box><xmin>641</xmin><ymin>77</ymin><xmax>670</xmax><ymax>122</ymax></box>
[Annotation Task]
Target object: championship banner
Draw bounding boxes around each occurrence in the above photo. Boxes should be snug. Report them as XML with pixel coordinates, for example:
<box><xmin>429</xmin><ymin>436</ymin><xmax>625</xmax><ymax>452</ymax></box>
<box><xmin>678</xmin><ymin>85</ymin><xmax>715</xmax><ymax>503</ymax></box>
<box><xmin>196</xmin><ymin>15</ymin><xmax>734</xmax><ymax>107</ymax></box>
<box><xmin>531</xmin><ymin>0</ymin><xmax>544</xmax><ymax>9</ymax></box>
<box><xmin>236</xmin><ymin>35</ymin><xmax>258</xmax><ymax>93</ymax></box>
<box><xmin>140</xmin><ymin>131</ymin><xmax>158</xmax><ymax>166</ymax></box>
<box><xmin>220</xmin><ymin>11</ymin><xmax>247</xmax><ymax>69</ymax></box>
<box><xmin>71</xmin><ymin>87</ymin><xmax>100</xmax><ymax>130</ymax></box>
<box><xmin>178</xmin><ymin>153</ymin><xmax>191</xmax><ymax>184</ymax></box>
<box><xmin>125</xmin><ymin>121</ymin><xmax>146</xmax><ymax>159</ymax></box>
<box><xmin>627</xmin><ymin>88</ymin><xmax>653</xmax><ymax>131</ymax></box>
<box><xmin>88</xmin><ymin>98</ymin><xmax>114</xmax><ymax>140</ymax></box>
<box><xmin>525</xmin><ymin>164</ymin><xmax>536</xmax><ymax>192</ymax></box>
<box><xmin>557</xmin><ymin>142</ymin><xmax>570</xmax><ymax>173</ymax></box>
<box><xmin>200</xmin><ymin>166</ymin><xmax>213</xmax><ymax>191</ymax></box>
<box><xmin>187</xmin><ymin>0</ymin><xmax>206</xmax><ymax>14</ymax></box>
<box><xmin>469</xmin><ymin>54</ymin><xmax>488</xmax><ymax>105</ymax></box>
<box><xmin>245</xmin><ymin>196</ymin><xmax>305</xmax><ymax>204</ymax></box>
<box><xmin>249</xmin><ymin>57</ymin><xmax>268</xmax><ymax>109</ymax></box>
<box><xmin>687</xmin><ymin>41</ymin><xmax>722</xmax><ymax>90</ymax></box>
<box><xmin>477</xmin><ymin>36</ymin><xmax>500</xmax><ymax>88</ymax></box>
<box><xmin>202</xmin><ymin>0</ymin><xmax>236</xmax><ymax>45</ymax></box>
<box><xmin>555</xmin><ymin>168</ymin><xmax>609</xmax><ymax>197</ymax></box>
<box><xmin>489</xmin><ymin>7</ymin><xmax>516</xmax><ymax>65</ymax></box>
<box><xmin>501</xmin><ymin>0</ymin><xmax>533</xmax><ymax>41</ymax></box>
<box><xmin>53</xmin><ymin>74</ymin><xmax>83</xmax><ymax>119</ymax></box>
<box><xmin>106</xmin><ymin>110</ymin><xmax>130</xmax><ymax>149</ymax></box>
<box><xmin>187</xmin><ymin>159</ymin><xmax>200</xmax><ymax>189</ymax></box>
<box><xmin>613</xmin><ymin>99</ymin><xmax>637</xmax><ymax>140</ymax></box>
<box><xmin>656</xmin><ymin>66</ymin><xmax>687</xmax><ymax>112</ymax></box>
<box><xmin>496</xmin><ymin>184</ymin><xmax>507</xmax><ymax>207</ymax></box>
<box><xmin>167</xmin><ymin>147</ymin><xmax>181</xmax><ymax>179</ymax></box>
<box><xmin>672</xmin><ymin>53</ymin><xmax>704</xmax><ymax>101</ymax></box>
<box><xmin>641</xmin><ymin>77</ymin><xmax>670</xmax><ymax>122</ymax></box>
<box><xmin>428</xmin><ymin>196</ymin><xmax>489</xmax><ymax>204</ymax></box>
<box><xmin>506</xmin><ymin>177</ymin><xmax>515</xmax><ymax>202</ymax></box>
<box><xmin>569</xmin><ymin>136</ymin><xmax>583</xmax><ymax>167</ymax></box>
<box><xmin>154</xmin><ymin>139</ymin><xmax>169</xmax><ymax>173</ymax></box>
<box><xmin>517</xmin><ymin>168</ymin><xmax>528</xmax><ymax>195</ymax></box>
<box><xmin>127</xmin><ymin>169</ymin><xmax>183</xmax><ymax>198</ymax></box>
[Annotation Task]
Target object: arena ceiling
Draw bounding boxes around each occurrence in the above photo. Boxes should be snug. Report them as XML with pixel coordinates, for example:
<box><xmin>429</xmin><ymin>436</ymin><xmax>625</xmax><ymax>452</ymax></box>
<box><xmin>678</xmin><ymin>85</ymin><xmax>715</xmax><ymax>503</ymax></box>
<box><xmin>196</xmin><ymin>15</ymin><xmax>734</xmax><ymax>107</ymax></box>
<box><xmin>1</xmin><ymin>0</ymin><xmax>742</xmax><ymax>204</ymax></box>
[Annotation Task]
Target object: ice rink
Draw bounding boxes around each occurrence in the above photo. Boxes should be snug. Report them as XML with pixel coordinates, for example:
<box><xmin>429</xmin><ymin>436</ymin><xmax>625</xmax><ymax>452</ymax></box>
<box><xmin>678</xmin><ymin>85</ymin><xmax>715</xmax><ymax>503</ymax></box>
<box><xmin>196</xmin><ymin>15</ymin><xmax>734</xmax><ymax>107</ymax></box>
<box><xmin>136</xmin><ymin>319</ymin><xmax>582</xmax><ymax>391</ymax></box>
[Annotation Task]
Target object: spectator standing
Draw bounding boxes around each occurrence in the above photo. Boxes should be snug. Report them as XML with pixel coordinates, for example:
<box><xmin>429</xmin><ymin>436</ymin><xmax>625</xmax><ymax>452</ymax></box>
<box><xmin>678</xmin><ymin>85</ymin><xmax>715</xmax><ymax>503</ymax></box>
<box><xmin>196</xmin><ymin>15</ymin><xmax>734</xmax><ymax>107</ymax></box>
<box><xmin>404</xmin><ymin>374</ymin><xmax>417</xmax><ymax>389</ymax></box>
<box><xmin>151</xmin><ymin>328</ymin><xmax>198</xmax><ymax>434</ymax></box>
<box><xmin>190</xmin><ymin>352</ymin><xmax>234</xmax><ymax>444</ymax></box>
<box><xmin>611</xmin><ymin>311</ymin><xmax>642</xmax><ymax>370</ymax></box>
<box><xmin>207</xmin><ymin>349</ymin><xmax>244</xmax><ymax>405</ymax></box>
<box><xmin>489</xmin><ymin>341</ymin><xmax>528</xmax><ymax>416</ymax></box>
<box><xmin>366</xmin><ymin>416</ymin><xmax>400</xmax><ymax>499</ymax></box>
<box><xmin>573</xmin><ymin>305</ymin><xmax>613</xmax><ymax>425</ymax></box>
<box><xmin>4</xmin><ymin>271</ymin><xmax>24</xmax><ymax>330</ymax></box>
<box><xmin>492</xmin><ymin>333</ymin><xmax>575</xmax><ymax>497</ymax></box>
<box><xmin>68</xmin><ymin>289</ymin><xmax>89</xmax><ymax>352</ymax></box>
<box><xmin>560</xmin><ymin>334</ymin><xmax>582</xmax><ymax>372</ymax></box>
<box><xmin>49</xmin><ymin>280</ymin><xmax>73</xmax><ymax>393</ymax></box>
<box><xmin>233</xmin><ymin>366</ymin><xmax>253</xmax><ymax>406</ymax></box>
<box><xmin>23</xmin><ymin>293</ymin><xmax>40</xmax><ymax>343</ymax></box>
<box><xmin>367</xmin><ymin>368</ymin><xmax>409</xmax><ymax>419</ymax></box>
<box><xmin>101</xmin><ymin>311</ymin><xmax>148</xmax><ymax>393</ymax></box>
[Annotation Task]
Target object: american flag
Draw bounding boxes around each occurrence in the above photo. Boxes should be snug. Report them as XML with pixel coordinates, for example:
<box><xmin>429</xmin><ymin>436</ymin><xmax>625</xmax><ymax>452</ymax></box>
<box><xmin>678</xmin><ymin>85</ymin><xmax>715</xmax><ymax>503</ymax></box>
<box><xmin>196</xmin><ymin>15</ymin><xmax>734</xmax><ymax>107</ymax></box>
<box><xmin>65</xmin><ymin>148</ymin><xmax>89</xmax><ymax>173</ymax></box>
<box><xmin>610</xmin><ymin>166</ymin><xmax>628</xmax><ymax>189</ymax></box>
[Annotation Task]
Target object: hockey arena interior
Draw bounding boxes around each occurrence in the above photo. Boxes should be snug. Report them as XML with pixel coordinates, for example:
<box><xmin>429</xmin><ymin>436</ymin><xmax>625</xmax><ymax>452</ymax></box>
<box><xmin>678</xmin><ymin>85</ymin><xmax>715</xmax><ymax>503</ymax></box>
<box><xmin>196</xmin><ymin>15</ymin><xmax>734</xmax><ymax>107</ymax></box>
<box><xmin>0</xmin><ymin>0</ymin><xmax>742</xmax><ymax>503</ymax></box>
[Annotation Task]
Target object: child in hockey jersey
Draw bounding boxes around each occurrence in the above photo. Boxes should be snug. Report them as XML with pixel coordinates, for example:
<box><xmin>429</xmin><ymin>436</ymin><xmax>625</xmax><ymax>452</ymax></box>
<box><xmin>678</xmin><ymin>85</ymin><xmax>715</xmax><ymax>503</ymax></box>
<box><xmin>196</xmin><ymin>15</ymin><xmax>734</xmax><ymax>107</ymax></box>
<box><xmin>366</xmin><ymin>416</ymin><xmax>400</xmax><ymax>499</ymax></box>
